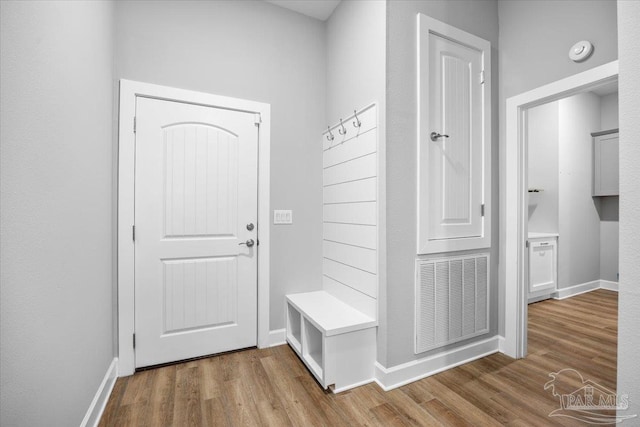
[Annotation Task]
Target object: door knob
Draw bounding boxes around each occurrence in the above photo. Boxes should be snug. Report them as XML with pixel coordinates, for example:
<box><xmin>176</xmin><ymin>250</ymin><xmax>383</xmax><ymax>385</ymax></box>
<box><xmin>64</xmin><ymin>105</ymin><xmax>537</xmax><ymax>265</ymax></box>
<box><xmin>430</xmin><ymin>132</ymin><xmax>450</xmax><ymax>141</ymax></box>
<box><xmin>239</xmin><ymin>239</ymin><xmax>255</xmax><ymax>247</ymax></box>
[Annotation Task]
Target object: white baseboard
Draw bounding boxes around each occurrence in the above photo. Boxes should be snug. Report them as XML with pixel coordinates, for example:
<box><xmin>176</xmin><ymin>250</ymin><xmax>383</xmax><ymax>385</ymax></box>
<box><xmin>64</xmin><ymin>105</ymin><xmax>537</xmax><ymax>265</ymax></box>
<box><xmin>374</xmin><ymin>336</ymin><xmax>500</xmax><ymax>391</ymax></box>
<box><xmin>554</xmin><ymin>280</ymin><xmax>600</xmax><ymax>299</ymax></box>
<box><xmin>498</xmin><ymin>336</ymin><xmax>506</xmax><ymax>353</ymax></box>
<box><xmin>332</xmin><ymin>378</ymin><xmax>375</xmax><ymax>394</ymax></box>
<box><xmin>528</xmin><ymin>293</ymin><xmax>555</xmax><ymax>304</ymax></box>
<box><xmin>600</xmin><ymin>280</ymin><xmax>619</xmax><ymax>292</ymax></box>
<box><xmin>80</xmin><ymin>357</ymin><xmax>118</xmax><ymax>427</ymax></box>
<box><xmin>554</xmin><ymin>279</ymin><xmax>619</xmax><ymax>300</ymax></box>
<box><xmin>268</xmin><ymin>328</ymin><xmax>286</xmax><ymax>347</ymax></box>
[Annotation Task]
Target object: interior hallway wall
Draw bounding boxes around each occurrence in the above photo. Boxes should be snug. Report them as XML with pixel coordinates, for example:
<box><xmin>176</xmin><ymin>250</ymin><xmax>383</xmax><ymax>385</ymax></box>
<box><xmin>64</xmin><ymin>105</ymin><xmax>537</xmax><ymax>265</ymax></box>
<box><xmin>598</xmin><ymin>92</ymin><xmax>619</xmax><ymax>283</ymax></box>
<box><xmin>557</xmin><ymin>93</ymin><xmax>602</xmax><ymax>288</ymax></box>
<box><xmin>0</xmin><ymin>1</ymin><xmax>115</xmax><ymax>425</ymax></box>
<box><xmin>498</xmin><ymin>0</ymin><xmax>618</xmax><ymax>335</ymax></box>
<box><xmin>385</xmin><ymin>0</ymin><xmax>499</xmax><ymax>368</ymax></box>
<box><xmin>326</xmin><ymin>0</ymin><xmax>385</xmax><ymax>126</ymax></box>
<box><xmin>325</xmin><ymin>0</ymin><xmax>387</xmax><ymax>363</ymax></box>
<box><xmin>114</xmin><ymin>0</ymin><xmax>326</xmax><ymax>331</ymax></box>
<box><xmin>617</xmin><ymin>0</ymin><xmax>640</xmax><ymax>417</ymax></box>
<box><xmin>527</xmin><ymin>101</ymin><xmax>560</xmax><ymax>234</ymax></box>
<box><xmin>600</xmin><ymin>92</ymin><xmax>619</xmax><ymax>130</ymax></box>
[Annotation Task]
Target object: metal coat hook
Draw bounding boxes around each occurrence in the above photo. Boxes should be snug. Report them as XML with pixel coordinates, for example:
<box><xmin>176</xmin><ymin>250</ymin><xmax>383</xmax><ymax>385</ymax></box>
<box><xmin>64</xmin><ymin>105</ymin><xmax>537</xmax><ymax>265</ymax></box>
<box><xmin>326</xmin><ymin>126</ymin><xmax>335</xmax><ymax>141</ymax></box>
<box><xmin>353</xmin><ymin>110</ymin><xmax>362</xmax><ymax>128</ymax></box>
<box><xmin>338</xmin><ymin>119</ymin><xmax>347</xmax><ymax>135</ymax></box>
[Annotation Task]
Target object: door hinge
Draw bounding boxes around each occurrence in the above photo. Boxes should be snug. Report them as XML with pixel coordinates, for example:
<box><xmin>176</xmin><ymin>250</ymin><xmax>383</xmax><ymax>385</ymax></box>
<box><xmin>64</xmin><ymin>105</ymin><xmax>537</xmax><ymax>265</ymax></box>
<box><xmin>481</xmin><ymin>204</ymin><xmax>485</xmax><ymax>217</ymax></box>
<box><xmin>133</xmin><ymin>116</ymin><xmax>137</xmax><ymax>133</ymax></box>
<box><xmin>480</xmin><ymin>70</ymin><xmax>485</xmax><ymax>85</ymax></box>
<box><xmin>133</xmin><ymin>334</ymin><xmax>136</xmax><ymax>349</ymax></box>
<box><xmin>254</xmin><ymin>113</ymin><xmax>262</xmax><ymax>126</ymax></box>
<box><xmin>526</xmin><ymin>240</ymin><xmax>529</xmax><ymax>248</ymax></box>
<box><xmin>132</xmin><ymin>225</ymin><xmax>135</xmax><ymax>242</ymax></box>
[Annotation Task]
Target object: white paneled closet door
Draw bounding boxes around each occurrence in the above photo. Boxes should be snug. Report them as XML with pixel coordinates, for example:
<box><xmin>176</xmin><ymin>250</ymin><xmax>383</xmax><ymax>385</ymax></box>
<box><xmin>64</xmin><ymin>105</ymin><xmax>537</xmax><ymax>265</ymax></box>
<box><xmin>134</xmin><ymin>97</ymin><xmax>258</xmax><ymax>368</ymax></box>
<box><xmin>417</xmin><ymin>15</ymin><xmax>491</xmax><ymax>254</ymax></box>
<box><xmin>427</xmin><ymin>35</ymin><xmax>483</xmax><ymax>240</ymax></box>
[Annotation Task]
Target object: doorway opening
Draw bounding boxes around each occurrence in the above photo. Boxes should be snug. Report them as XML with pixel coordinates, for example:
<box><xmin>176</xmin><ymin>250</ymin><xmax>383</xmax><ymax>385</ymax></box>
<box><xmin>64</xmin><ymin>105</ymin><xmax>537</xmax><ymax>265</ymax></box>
<box><xmin>502</xmin><ymin>61</ymin><xmax>618</xmax><ymax>358</ymax></box>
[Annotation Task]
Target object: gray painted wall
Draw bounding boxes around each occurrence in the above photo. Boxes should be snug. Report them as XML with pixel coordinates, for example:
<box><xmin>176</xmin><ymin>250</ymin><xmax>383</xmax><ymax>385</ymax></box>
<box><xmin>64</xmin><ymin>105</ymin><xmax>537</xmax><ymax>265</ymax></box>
<box><xmin>601</xmin><ymin>92</ymin><xmax>619</xmax><ymax>130</ymax></box>
<box><xmin>617</xmin><ymin>0</ymin><xmax>640</xmax><ymax>417</ymax></box>
<box><xmin>326</xmin><ymin>0</ymin><xmax>385</xmax><ymax>126</ymax></box>
<box><xmin>527</xmin><ymin>102</ymin><xmax>560</xmax><ymax>234</ymax></box>
<box><xmin>599</xmin><ymin>199</ymin><xmax>619</xmax><ymax>282</ymax></box>
<box><xmin>558</xmin><ymin>93</ymin><xmax>602</xmax><ymax>288</ymax></box>
<box><xmin>0</xmin><ymin>1</ymin><xmax>115</xmax><ymax>425</ymax></box>
<box><xmin>114</xmin><ymin>0</ymin><xmax>326</xmax><ymax>331</ymax></box>
<box><xmin>385</xmin><ymin>0</ymin><xmax>499</xmax><ymax>368</ymax></box>
<box><xmin>325</xmin><ymin>0</ymin><xmax>387</xmax><ymax>364</ymax></box>
<box><xmin>598</xmin><ymin>92</ymin><xmax>619</xmax><ymax>283</ymax></box>
<box><xmin>498</xmin><ymin>0</ymin><xmax>618</xmax><ymax>335</ymax></box>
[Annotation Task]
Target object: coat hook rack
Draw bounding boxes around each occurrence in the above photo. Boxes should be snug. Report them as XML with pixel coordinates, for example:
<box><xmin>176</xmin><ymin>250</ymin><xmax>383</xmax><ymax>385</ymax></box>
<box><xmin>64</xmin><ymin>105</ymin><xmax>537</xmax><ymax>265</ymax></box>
<box><xmin>353</xmin><ymin>110</ymin><xmax>362</xmax><ymax>128</ymax></box>
<box><xmin>326</xmin><ymin>126</ymin><xmax>335</xmax><ymax>141</ymax></box>
<box><xmin>338</xmin><ymin>119</ymin><xmax>347</xmax><ymax>135</ymax></box>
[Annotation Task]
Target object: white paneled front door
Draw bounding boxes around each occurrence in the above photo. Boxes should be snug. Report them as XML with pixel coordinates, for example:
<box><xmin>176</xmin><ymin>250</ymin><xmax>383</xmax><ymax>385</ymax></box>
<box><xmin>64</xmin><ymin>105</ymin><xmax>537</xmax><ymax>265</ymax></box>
<box><xmin>134</xmin><ymin>97</ymin><xmax>258</xmax><ymax>368</ymax></box>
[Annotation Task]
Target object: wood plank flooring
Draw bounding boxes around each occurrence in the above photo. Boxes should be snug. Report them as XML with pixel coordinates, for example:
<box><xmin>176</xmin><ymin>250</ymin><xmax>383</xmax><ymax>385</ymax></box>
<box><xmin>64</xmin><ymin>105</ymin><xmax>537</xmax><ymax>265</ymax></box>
<box><xmin>100</xmin><ymin>289</ymin><xmax>617</xmax><ymax>426</ymax></box>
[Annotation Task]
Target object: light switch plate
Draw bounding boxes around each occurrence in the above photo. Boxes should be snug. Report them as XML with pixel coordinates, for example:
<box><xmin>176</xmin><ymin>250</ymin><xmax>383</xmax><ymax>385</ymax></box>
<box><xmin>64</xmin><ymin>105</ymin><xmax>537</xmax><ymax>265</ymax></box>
<box><xmin>273</xmin><ymin>210</ymin><xmax>293</xmax><ymax>225</ymax></box>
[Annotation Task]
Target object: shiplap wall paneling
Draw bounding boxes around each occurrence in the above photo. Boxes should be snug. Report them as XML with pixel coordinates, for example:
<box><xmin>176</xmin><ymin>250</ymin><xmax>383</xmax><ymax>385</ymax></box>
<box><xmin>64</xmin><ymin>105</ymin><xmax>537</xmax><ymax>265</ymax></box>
<box><xmin>323</xmin><ymin>153</ymin><xmax>377</xmax><ymax>186</ymax></box>
<box><xmin>322</xmin><ymin>276</ymin><xmax>378</xmax><ymax>321</ymax></box>
<box><xmin>323</xmin><ymin>202</ymin><xmax>377</xmax><ymax>225</ymax></box>
<box><xmin>323</xmin><ymin>258</ymin><xmax>376</xmax><ymax>298</ymax></box>
<box><xmin>323</xmin><ymin>127</ymin><xmax>377</xmax><ymax>168</ymax></box>
<box><xmin>322</xmin><ymin>104</ymin><xmax>378</xmax><ymax>319</ymax></box>
<box><xmin>323</xmin><ymin>223</ymin><xmax>376</xmax><ymax>249</ymax></box>
<box><xmin>322</xmin><ymin>240</ymin><xmax>377</xmax><ymax>274</ymax></box>
<box><xmin>323</xmin><ymin>178</ymin><xmax>376</xmax><ymax>204</ymax></box>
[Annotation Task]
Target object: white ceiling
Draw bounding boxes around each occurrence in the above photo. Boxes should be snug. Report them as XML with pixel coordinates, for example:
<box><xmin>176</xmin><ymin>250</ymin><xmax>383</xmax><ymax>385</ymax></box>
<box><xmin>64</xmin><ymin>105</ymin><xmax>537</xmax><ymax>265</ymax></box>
<box><xmin>265</xmin><ymin>0</ymin><xmax>341</xmax><ymax>21</ymax></box>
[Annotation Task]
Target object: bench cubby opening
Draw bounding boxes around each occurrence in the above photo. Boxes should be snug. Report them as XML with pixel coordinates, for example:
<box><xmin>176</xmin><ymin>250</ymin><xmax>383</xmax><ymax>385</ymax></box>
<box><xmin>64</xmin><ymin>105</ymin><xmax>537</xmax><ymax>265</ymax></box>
<box><xmin>286</xmin><ymin>303</ymin><xmax>302</xmax><ymax>353</ymax></box>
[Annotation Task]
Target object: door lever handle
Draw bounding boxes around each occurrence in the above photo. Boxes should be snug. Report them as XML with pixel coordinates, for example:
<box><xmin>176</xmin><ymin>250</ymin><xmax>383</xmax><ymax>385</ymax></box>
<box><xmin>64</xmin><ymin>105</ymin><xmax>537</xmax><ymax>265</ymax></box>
<box><xmin>430</xmin><ymin>132</ymin><xmax>450</xmax><ymax>141</ymax></box>
<box><xmin>239</xmin><ymin>239</ymin><xmax>255</xmax><ymax>248</ymax></box>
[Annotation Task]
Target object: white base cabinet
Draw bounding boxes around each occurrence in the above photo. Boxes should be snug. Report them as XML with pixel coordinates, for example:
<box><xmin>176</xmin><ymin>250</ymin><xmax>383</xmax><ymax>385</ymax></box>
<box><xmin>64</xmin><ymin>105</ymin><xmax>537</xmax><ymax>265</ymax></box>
<box><xmin>528</xmin><ymin>233</ymin><xmax>558</xmax><ymax>301</ymax></box>
<box><xmin>285</xmin><ymin>291</ymin><xmax>377</xmax><ymax>393</ymax></box>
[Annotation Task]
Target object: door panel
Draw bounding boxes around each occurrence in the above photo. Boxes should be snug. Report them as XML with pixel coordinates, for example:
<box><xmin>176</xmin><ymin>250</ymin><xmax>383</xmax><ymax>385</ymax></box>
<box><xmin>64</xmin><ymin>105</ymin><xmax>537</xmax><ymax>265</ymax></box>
<box><xmin>428</xmin><ymin>34</ymin><xmax>483</xmax><ymax>240</ymax></box>
<box><xmin>135</xmin><ymin>97</ymin><xmax>258</xmax><ymax>368</ymax></box>
<box><xmin>162</xmin><ymin>257</ymin><xmax>237</xmax><ymax>333</ymax></box>
<box><xmin>594</xmin><ymin>133</ymin><xmax>619</xmax><ymax>195</ymax></box>
<box><xmin>164</xmin><ymin>125</ymin><xmax>239</xmax><ymax>237</ymax></box>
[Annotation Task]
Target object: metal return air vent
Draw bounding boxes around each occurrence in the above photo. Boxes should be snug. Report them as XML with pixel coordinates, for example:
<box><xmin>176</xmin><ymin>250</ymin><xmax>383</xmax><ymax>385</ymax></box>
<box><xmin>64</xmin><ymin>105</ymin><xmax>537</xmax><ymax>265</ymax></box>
<box><xmin>415</xmin><ymin>254</ymin><xmax>489</xmax><ymax>354</ymax></box>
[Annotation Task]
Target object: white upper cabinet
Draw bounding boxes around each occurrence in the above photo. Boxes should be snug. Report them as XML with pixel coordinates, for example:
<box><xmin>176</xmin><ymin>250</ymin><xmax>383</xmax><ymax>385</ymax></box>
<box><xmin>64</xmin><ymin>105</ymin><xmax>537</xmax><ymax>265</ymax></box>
<box><xmin>592</xmin><ymin>129</ymin><xmax>619</xmax><ymax>196</ymax></box>
<box><xmin>417</xmin><ymin>14</ymin><xmax>491</xmax><ymax>254</ymax></box>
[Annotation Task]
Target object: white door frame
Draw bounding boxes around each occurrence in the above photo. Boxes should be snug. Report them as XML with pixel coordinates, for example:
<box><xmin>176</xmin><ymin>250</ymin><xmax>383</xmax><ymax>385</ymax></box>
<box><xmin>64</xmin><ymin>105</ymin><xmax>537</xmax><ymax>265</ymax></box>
<box><xmin>117</xmin><ymin>80</ymin><xmax>271</xmax><ymax>376</ymax></box>
<box><xmin>501</xmin><ymin>61</ymin><xmax>618</xmax><ymax>358</ymax></box>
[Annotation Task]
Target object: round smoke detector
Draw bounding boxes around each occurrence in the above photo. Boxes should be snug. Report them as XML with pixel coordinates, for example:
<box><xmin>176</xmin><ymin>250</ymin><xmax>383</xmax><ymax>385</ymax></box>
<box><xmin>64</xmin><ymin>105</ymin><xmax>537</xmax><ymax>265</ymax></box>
<box><xmin>569</xmin><ymin>41</ymin><xmax>594</xmax><ymax>62</ymax></box>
